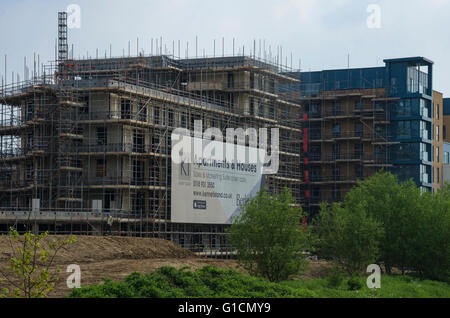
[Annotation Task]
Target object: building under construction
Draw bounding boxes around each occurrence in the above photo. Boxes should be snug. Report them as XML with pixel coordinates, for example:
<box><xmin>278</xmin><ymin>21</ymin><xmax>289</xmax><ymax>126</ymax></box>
<box><xmin>1</xmin><ymin>12</ymin><xmax>446</xmax><ymax>248</ymax></box>
<box><xmin>285</xmin><ymin>57</ymin><xmax>444</xmax><ymax>216</ymax></box>
<box><xmin>0</xmin><ymin>13</ymin><xmax>303</xmax><ymax>251</ymax></box>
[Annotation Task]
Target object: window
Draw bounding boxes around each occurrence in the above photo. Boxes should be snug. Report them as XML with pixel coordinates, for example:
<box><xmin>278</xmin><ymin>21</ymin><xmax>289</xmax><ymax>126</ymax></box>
<box><xmin>269</xmin><ymin>79</ymin><xmax>275</xmax><ymax>94</ymax></box>
<box><xmin>25</xmin><ymin>162</ymin><xmax>33</xmax><ymax>181</ymax></box>
<box><xmin>332</xmin><ymin>188</ymin><xmax>341</xmax><ymax>201</ymax></box>
<box><xmin>355</xmin><ymin>165</ymin><xmax>363</xmax><ymax>179</ymax></box>
<box><xmin>444</xmin><ymin>125</ymin><xmax>447</xmax><ymax>140</ymax></box>
<box><xmin>436</xmin><ymin>125</ymin><xmax>439</xmax><ymax>141</ymax></box>
<box><xmin>311</xmin><ymin>167</ymin><xmax>322</xmax><ymax>182</ymax></box>
<box><xmin>258</xmin><ymin>100</ymin><xmax>265</xmax><ymax>117</ymax></box>
<box><xmin>354</xmin><ymin>101</ymin><xmax>362</xmax><ymax>112</ymax></box>
<box><xmin>354</xmin><ymin>144</ymin><xmax>363</xmax><ymax>159</ymax></box>
<box><xmin>26</xmin><ymin>133</ymin><xmax>34</xmax><ymax>150</ymax></box>
<box><xmin>310</xmin><ymin>148</ymin><xmax>321</xmax><ymax>161</ymax></box>
<box><xmin>332</xmin><ymin>123</ymin><xmax>341</xmax><ymax>138</ymax></box>
<box><xmin>269</xmin><ymin>105</ymin><xmax>275</xmax><ymax>119</ymax></box>
<box><xmin>437</xmin><ymin>167</ymin><xmax>440</xmax><ymax>184</ymax></box>
<box><xmin>310</xmin><ymin>103</ymin><xmax>321</xmax><ymax>118</ymax></box>
<box><xmin>138</xmin><ymin>102</ymin><xmax>147</xmax><ymax>122</ymax></box>
<box><xmin>132</xmin><ymin>160</ymin><xmax>144</xmax><ymax>185</ymax></box>
<box><xmin>421</xmin><ymin>165</ymin><xmax>429</xmax><ymax>183</ymax></box>
<box><xmin>154</xmin><ymin>107</ymin><xmax>160</xmax><ymax>125</ymax></box>
<box><xmin>311</xmin><ymin>187</ymin><xmax>321</xmax><ymax>201</ymax></box>
<box><xmin>121</xmin><ymin>99</ymin><xmax>132</xmax><ymax>119</ymax></box>
<box><xmin>355</xmin><ymin>123</ymin><xmax>363</xmax><ymax>137</ymax></box>
<box><xmin>332</xmin><ymin>144</ymin><xmax>340</xmax><ymax>160</ymax></box>
<box><xmin>79</xmin><ymin>96</ymin><xmax>89</xmax><ymax>115</ymax></box>
<box><xmin>96</xmin><ymin>127</ymin><xmax>107</xmax><ymax>145</ymax></box>
<box><xmin>333</xmin><ymin>166</ymin><xmax>341</xmax><ymax>180</ymax></box>
<box><xmin>436</xmin><ymin>104</ymin><xmax>440</xmax><ymax>120</ymax></box>
<box><xmin>444</xmin><ymin>152</ymin><xmax>450</xmax><ymax>165</ymax></box>
<box><xmin>332</xmin><ymin>102</ymin><xmax>341</xmax><ymax>116</ymax></box>
<box><xmin>420</xmin><ymin>143</ymin><xmax>429</xmax><ymax>161</ymax></box>
<box><xmin>96</xmin><ymin>159</ymin><xmax>106</xmax><ymax>177</ymax></box>
<box><xmin>436</xmin><ymin>147</ymin><xmax>440</xmax><ymax>163</ymax></box>
<box><xmin>227</xmin><ymin>73</ymin><xmax>234</xmax><ymax>88</ymax></box>
<box><xmin>26</xmin><ymin>101</ymin><xmax>34</xmax><ymax>121</ymax></box>
<box><xmin>133</xmin><ymin>130</ymin><xmax>145</xmax><ymax>153</ymax></box>
<box><xmin>168</xmin><ymin>110</ymin><xmax>174</xmax><ymax>127</ymax></box>
<box><xmin>180</xmin><ymin>113</ymin><xmax>187</xmax><ymax>128</ymax></box>
<box><xmin>249</xmin><ymin>98</ymin><xmax>254</xmax><ymax>115</ymax></box>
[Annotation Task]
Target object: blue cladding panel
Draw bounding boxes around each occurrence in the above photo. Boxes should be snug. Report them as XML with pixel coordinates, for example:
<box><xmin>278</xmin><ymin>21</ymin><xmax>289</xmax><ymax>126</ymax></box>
<box><xmin>444</xmin><ymin>98</ymin><xmax>450</xmax><ymax>115</ymax></box>
<box><xmin>298</xmin><ymin>67</ymin><xmax>385</xmax><ymax>96</ymax></box>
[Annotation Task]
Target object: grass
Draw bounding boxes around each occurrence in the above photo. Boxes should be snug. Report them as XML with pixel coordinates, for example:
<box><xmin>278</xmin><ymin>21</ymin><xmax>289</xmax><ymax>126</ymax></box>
<box><xmin>281</xmin><ymin>274</ymin><xmax>450</xmax><ymax>298</ymax></box>
<box><xmin>68</xmin><ymin>266</ymin><xmax>450</xmax><ymax>298</ymax></box>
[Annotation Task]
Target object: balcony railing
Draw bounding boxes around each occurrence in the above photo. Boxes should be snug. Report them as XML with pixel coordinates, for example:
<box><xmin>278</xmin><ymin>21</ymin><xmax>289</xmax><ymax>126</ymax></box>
<box><xmin>83</xmin><ymin>176</ymin><xmax>167</xmax><ymax>187</ymax></box>
<box><xmin>309</xmin><ymin>132</ymin><xmax>382</xmax><ymax>141</ymax></box>
<box><xmin>309</xmin><ymin>175</ymin><xmax>359</xmax><ymax>183</ymax></box>
<box><xmin>60</xmin><ymin>143</ymin><xmax>170</xmax><ymax>155</ymax></box>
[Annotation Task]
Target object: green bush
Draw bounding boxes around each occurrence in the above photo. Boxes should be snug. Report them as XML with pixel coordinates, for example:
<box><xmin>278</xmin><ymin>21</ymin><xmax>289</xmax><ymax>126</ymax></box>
<box><xmin>229</xmin><ymin>187</ymin><xmax>309</xmax><ymax>282</ymax></box>
<box><xmin>326</xmin><ymin>267</ymin><xmax>344</xmax><ymax>288</ymax></box>
<box><xmin>347</xmin><ymin>275</ymin><xmax>363</xmax><ymax>291</ymax></box>
<box><xmin>69</xmin><ymin>266</ymin><xmax>450</xmax><ymax>298</ymax></box>
<box><xmin>314</xmin><ymin>201</ymin><xmax>383</xmax><ymax>275</ymax></box>
<box><xmin>68</xmin><ymin>266</ymin><xmax>317</xmax><ymax>298</ymax></box>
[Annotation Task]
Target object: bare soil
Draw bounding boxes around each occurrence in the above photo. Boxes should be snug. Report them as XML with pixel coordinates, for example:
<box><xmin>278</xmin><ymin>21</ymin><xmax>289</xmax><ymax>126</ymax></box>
<box><xmin>0</xmin><ymin>235</ymin><xmax>331</xmax><ymax>298</ymax></box>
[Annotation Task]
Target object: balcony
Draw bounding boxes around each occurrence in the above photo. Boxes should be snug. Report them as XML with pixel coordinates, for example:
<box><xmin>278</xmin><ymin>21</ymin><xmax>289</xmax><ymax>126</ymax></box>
<box><xmin>421</xmin><ymin>173</ymin><xmax>430</xmax><ymax>184</ymax></box>
<box><xmin>309</xmin><ymin>175</ymin><xmax>359</xmax><ymax>184</ymax></box>
<box><xmin>59</xmin><ymin>143</ymin><xmax>170</xmax><ymax>155</ymax></box>
<box><xmin>323</xmin><ymin>110</ymin><xmax>360</xmax><ymax>119</ymax></box>
<box><xmin>186</xmin><ymin>82</ymin><xmax>224</xmax><ymax>91</ymax></box>
<box><xmin>309</xmin><ymin>131</ymin><xmax>375</xmax><ymax>142</ymax></box>
<box><xmin>83</xmin><ymin>176</ymin><xmax>167</xmax><ymax>187</ymax></box>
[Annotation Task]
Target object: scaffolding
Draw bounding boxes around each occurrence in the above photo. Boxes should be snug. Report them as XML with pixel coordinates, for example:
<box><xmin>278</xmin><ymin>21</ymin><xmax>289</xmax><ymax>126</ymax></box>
<box><xmin>0</xmin><ymin>44</ymin><xmax>303</xmax><ymax>253</ymax></box>
<box><xmin>297</xmin><ymin>76</ymin><xmax>397</xmax><ymax>216</ymax></box>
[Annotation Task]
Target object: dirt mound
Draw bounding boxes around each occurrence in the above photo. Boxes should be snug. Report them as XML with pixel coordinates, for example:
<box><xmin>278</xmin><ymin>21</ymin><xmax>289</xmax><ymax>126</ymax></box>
<box><xmin>0</xmin><ymin>235</ymin><xmax>194</xmax><ymax>264</ymax></box>
<box><xmin>0</xmin><ymin>234</ymin><xmax>331</xmax><ymax>298</ymax></box>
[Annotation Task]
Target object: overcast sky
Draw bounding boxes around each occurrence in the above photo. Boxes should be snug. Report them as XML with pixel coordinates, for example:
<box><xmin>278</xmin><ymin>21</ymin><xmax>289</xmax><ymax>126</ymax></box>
<box><xmin>1</xmin><ymin>0</ymin><xmax>449</xmax><ymax>95</ymax></box>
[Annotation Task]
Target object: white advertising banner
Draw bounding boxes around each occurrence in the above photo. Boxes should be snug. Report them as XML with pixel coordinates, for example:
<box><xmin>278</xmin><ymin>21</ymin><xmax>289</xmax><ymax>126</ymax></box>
<box><xmin>171</xmin><ymin>137</ymin><xmax>265</xmax><ymax>224</ymax></box>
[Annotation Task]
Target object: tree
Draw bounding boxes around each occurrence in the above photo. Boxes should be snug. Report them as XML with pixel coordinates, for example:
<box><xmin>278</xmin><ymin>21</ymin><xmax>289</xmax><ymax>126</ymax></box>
<box><xmin>314</xmin><ymin>171</ymin><xmax>449</xmax><ymax>282</ymax></box>
<box><xmin>228</xmin><ymin>187</ymin><xmax>308</xmax><ymax>282</ymax></box>
<box><xmin>343</xmin><ymin>172</ymin><xmax>423</xmax><ymax>274</ymax></box>
<box><xmin>314</xmin><ymin>201</ymin><xmax>383</xmax><ymax>275</ymax></box>
<box><xmin>0</xmin><ymin>228</ymin><xmax>76</xmax><ymax>298</ymax></box>
<box><xmin>413</xmin><ymin>187</ymin><xmax>450</xmax><ymax>282</ymax></box>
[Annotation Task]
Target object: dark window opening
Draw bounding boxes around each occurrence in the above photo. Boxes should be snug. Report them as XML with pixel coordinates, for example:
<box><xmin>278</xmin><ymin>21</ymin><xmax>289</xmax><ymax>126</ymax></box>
<box><xmin>121</xmin><ymin>99</ymin><xmax>132</xmax><ymax>119</ymax></box>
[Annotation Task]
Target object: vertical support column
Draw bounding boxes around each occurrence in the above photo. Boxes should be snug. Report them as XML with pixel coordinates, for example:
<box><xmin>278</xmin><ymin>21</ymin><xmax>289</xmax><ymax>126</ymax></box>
<box><xmin>303</xmin><ymin>113</ymin><xmax>310</xmax><ymax>217</ymax></box>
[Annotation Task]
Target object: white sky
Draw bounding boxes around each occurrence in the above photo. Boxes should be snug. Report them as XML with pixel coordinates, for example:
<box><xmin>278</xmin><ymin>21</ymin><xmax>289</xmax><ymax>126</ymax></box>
<box><xmin>0</xmin><ymin>0</ymin><xmax>449</xmax><ymax>95</ymax></box>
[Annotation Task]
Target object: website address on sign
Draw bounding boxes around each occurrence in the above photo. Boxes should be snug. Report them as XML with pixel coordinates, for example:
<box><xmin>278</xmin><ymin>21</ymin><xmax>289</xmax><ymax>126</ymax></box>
<box><xmin>193</xmin><ymin>191</ymin><xmax>232</xmax><ymax>199</ymax></box>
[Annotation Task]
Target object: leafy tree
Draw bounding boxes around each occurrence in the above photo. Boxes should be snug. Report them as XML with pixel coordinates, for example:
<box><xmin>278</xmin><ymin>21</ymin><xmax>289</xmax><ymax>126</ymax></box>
<box><xmin>228</xmin><ymin>187</ymin><xmax>308</xmax><ymax>282</ymax></box>
<box><xmin>315</xmin><ymin>171</ymin><xmax>449</xmax><ymax>282</ymax></box>
<box><xmin>314</xmin><ymin>201</ymin><xmax>383</xmax><ymax>275</ymax></box>
<box><xmin>0</xmin><ymin>228</ymin><xmax>76</xmax><ymax>298</ymax></box>
<box><xmin>343</xmin><ymin>172</ymin><xmax>422</xmax><ymax>274</ymax></box>
<box><xmin>413</xmin><ymin>187</ymin><xmax>450</xmax><ymax>282</ymax></box>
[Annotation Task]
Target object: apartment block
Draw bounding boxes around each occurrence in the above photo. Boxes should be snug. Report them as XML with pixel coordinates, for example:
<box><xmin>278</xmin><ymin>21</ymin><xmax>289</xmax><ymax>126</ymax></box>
<box><xmin>285</xmin><ymin>57</ymin><xmax>442</xmax><ymax>215</ymax></box>
<box><xmin>0</xmin><ymin>51</ymin><xmax>303</xmax><ymax>248</ymax></box>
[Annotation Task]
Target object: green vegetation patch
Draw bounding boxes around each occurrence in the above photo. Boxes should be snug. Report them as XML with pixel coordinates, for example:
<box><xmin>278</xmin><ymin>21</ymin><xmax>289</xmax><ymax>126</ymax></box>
<box><xmin>68</xmin><ymin>266</ymin><xmax>450</xmax><ymax>298</ymax></box>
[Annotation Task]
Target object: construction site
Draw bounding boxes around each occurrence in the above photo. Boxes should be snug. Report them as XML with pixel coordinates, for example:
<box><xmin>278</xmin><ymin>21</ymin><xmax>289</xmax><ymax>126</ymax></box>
<box><xmin>0</xmin><ymin>13</ymin><xmax>303</xmax><ymax>252</ymax></box>
<box><xmin>1</xmin><ymin>11</ymin><xmax>445</xmax><ymax>251</ymax></box>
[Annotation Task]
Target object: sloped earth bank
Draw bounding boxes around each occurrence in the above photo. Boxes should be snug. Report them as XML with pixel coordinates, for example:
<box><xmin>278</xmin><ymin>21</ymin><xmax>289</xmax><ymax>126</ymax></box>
<box><xmin>0</xmin><ymin>235</ymin><xmax>331</xmax><ymax>298</ymax></box>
